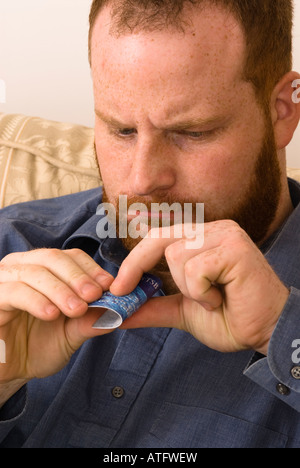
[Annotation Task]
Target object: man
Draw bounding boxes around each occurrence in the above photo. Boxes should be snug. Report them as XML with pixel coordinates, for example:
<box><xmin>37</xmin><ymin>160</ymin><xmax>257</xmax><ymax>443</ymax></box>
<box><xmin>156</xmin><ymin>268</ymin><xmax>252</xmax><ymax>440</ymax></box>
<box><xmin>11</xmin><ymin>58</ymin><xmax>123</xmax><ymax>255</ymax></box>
<box><xmin>0</xmin><ymin>0</ymin><xmax>300</xmax><ymax>448</ymax></box>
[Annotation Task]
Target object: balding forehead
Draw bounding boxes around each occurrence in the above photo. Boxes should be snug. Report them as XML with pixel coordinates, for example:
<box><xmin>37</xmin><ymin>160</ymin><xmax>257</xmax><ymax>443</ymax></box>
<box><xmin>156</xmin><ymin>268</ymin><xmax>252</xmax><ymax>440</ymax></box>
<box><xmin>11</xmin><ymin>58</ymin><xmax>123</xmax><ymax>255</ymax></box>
<box><xmin>91</xmin><ymin>2</ymin><xmax>246</xmax><ymax>63</ymax></box>
<box><xmin>91</xmin><ymin>3</ymin><xmax>247</xmax><ymax>127</ymax></box>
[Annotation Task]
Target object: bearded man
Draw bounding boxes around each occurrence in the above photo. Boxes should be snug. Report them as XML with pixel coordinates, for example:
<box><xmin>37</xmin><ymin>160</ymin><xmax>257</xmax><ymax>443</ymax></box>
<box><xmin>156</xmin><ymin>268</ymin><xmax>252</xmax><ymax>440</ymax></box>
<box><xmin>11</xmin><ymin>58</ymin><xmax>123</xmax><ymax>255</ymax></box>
<box><xmin>0</xmin><ymin>0</ymin><xmax>300</xmax><ymax>448</ymax></box>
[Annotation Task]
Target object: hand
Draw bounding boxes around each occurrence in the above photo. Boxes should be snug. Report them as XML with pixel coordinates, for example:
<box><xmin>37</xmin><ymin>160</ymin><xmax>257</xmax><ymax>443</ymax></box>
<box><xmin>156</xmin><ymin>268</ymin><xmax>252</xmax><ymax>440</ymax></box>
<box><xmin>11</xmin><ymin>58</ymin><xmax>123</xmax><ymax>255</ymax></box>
<box><xmin>0</xmin><ymin>248</ymin><xmax>114</xmax><ymax>383</ymax></box>
<box><xmin>110</xmin><ymin>221</ymin><xmax>289</xmax><ymax>355</ymax></box>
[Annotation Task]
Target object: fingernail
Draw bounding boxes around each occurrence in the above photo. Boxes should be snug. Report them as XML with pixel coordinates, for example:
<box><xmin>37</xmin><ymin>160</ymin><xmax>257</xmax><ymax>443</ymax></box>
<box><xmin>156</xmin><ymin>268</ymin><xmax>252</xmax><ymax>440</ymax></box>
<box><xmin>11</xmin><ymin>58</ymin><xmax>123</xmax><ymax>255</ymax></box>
<box><xmin>80</xmin><ymin>282</ymin><xmax>100</xmax><ymax>296</ymax></box>
<box><xmin>95</xmin><ymin>273</ymin><xmax>113</xmax><ymax>285</ymax></box>
<box><xmin>46</xmin><ymin>304</ymin><xmax>59</xmax><ymax>316</ymax></box>
<box><xmin>67</xmin><ymin>296</ymin><xmax>85</xmax><ymax>310</ymax></box>
<box><xmin>109</xmin><ymin>279</ymin><xmax>120</xmax><ymax>295</ymax></box>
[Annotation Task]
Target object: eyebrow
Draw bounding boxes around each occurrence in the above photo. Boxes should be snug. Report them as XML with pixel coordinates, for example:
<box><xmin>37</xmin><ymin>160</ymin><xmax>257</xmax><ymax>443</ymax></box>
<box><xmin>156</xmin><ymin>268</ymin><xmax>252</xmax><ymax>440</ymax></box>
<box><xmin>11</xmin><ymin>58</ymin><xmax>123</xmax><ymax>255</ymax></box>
<box><xmin>95</xmin><ymin>110</ymin><xmax>128</xmax><ymax>128</ymax></box>
<box><xmin>162</xmin><ymin>115</ymin><xmax>228</xmax><ymax>131</ymax></box>
<box><xmin>95</xmin><ymin>109</ymin><xmax>228</xmax><ymax>131</ymax></box>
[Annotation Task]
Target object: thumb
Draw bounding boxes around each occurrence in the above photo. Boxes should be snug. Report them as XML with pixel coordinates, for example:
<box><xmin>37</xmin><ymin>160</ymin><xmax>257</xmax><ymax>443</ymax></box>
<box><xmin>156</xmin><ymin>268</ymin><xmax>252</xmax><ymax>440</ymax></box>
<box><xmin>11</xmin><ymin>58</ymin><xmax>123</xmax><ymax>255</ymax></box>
<box><xmin>65</xmin><ymin>307</ymin><xmax>115</xmax><ymax>352</ymax></box>
<box><xmin>120</xmin><ymin>294</ymin><xmax>183</xmax><ymax>330</ymax></box>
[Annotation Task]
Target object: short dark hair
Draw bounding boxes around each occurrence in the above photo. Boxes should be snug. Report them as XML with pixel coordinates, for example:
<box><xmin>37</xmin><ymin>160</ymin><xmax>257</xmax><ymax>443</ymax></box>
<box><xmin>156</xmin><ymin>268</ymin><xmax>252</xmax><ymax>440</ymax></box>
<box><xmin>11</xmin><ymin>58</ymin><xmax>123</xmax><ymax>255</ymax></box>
<box><xmin>88</xmin><ymin>0</ymin><xmax>293</xmax><ymax>106</ymax></box>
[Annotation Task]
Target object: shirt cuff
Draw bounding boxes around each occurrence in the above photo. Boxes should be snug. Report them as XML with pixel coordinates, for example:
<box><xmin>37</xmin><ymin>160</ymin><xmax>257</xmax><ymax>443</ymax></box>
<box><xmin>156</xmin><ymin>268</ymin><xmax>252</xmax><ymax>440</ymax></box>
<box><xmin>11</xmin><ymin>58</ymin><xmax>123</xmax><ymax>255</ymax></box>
<box><xmin>244</xmin><ymin>287</ymin><xmax>300</xmax><ymax>412</ymax></box>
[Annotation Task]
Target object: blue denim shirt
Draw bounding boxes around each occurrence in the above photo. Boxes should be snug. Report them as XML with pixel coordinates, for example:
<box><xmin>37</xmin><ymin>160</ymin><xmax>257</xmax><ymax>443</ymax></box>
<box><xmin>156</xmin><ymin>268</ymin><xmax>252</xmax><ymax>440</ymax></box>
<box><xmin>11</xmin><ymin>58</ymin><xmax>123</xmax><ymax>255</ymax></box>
<box><xmin>0</xmin><ymin>179</ymin><xmax>300</xmax><ymax>448</ymax></box>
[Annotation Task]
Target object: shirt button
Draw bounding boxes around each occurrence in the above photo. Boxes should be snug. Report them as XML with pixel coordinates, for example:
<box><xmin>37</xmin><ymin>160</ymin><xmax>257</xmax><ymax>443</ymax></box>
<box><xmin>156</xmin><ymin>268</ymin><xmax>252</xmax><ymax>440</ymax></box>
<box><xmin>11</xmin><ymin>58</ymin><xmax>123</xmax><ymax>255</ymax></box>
<box><xmin>112</xmin><ymin>386</ymin><xmax>125</xmax><ymax>399</ymax></box>
<box><xmin>291</xmin><ymin>366</ymin><xmax>300</xmax><ymax>380</ymax></box>
<box><xmin>276</xmin><ymin>383</ymin><xmax>290</xmax><ymax>396</ymax></box>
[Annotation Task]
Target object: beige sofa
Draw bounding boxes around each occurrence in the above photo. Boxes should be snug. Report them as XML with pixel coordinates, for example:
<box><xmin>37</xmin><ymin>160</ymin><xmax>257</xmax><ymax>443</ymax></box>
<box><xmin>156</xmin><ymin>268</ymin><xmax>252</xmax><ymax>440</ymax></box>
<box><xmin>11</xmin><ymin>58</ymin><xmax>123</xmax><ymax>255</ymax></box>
<box><xmin>0</xmin><ymin>113</ymin><xmax>101</xmax><ymax>208</ymax></box>
<box><xmin>0</xmin><ymin>112</ymin><xmax>299</xmax><ymax>209</ymax></box>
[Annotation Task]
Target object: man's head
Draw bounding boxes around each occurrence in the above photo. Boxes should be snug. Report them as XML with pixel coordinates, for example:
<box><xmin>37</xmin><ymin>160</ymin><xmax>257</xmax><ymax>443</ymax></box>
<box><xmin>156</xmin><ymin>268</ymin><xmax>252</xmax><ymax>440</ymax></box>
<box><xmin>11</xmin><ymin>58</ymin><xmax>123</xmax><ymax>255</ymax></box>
<box><xmin>89</xmin><ymin>0</ymin><xmax>293</xmax><ymax>109</ymax></box>
<box><xmin>89</xmin><ymin>0</ymin><xmax>299</xmax><ymax>251</ymax></box>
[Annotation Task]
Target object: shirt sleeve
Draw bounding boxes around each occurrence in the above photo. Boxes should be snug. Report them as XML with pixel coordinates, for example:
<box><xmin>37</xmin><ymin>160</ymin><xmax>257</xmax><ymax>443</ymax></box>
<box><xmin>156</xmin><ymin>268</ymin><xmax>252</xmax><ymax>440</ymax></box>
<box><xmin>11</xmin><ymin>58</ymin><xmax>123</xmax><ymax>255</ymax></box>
<box><xmin>0</xmin><ymin>188</ymin><xmax>101</xmax><ymax>260</ymax></box>
<box><xmin>244</xmin><ymin>287</ymin><xmax>300</xmax><ymax>412</ymax></box>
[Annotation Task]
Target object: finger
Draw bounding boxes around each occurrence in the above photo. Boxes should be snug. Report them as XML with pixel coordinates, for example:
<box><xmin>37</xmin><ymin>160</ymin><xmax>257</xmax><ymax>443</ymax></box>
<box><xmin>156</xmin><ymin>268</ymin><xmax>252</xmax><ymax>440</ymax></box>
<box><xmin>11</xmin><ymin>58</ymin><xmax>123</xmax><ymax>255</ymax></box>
<box><xmin>63</xmin><ymin>249</ymin><xmax>114</xmax><ymax>289</ymax></box>
<box><xmin>166</xmin><ymin>243</ymin><xmax>224</xmax><ymax>309</ymax></box>
<box><xmin>111</xmin><ymin>220</ymin><xmax>236</xmax><ymax>296</ymax></box>
<box><xmin>163</xmin><ymin>239</ymin><xmax>192</xmax><ymax>297</ymax></box>
<box><xmin>1</xmin><ymin>248</ymin><xmax>113</xmax><ymax>289</ymax></box>
<box><xmin>110</xmin><ymin>227</ymin><xmax>187</xmax><ymax>295</ymax></box>
<box><xmin>1</xmin><ymin>249</ymin><xmax>113</xmax><ymax>304</ymax></box>
<box><xmin>163</xmin><ymin>220</ymin><xmax>245</xmax><ymax>305</ymax></box>
<box><xmin>119</xmin><ymin>294</ymin><xmax>183</xmax><ymax>330</ymax></box>
<box><xmin>164</xmin><ymin>219</ymin><xmax>242</xmax><ymax>273</ymax></box>
<box><xmin>185</xmin><ymin>266</ymin><xmax>223</xmax><ymax>310</ymax></box>
<box><xmin>183</xmin><ymin>245</ymin><xmax>238</xmax><ymax>309</ymax></box>
<box><xmin>0</xmin><ymin>264</ymin><xmax>89</xmax><ymax>318</ymax></box>
<box><xmin>0</xmin><ymin>282</ymin><xmax>60</xmax><ymax>322</ymax></box>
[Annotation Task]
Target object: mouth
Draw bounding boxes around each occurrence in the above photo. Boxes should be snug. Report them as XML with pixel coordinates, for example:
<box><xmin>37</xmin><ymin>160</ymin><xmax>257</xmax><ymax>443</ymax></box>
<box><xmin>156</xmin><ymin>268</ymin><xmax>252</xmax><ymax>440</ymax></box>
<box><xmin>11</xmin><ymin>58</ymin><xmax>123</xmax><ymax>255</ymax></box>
<box><xmin>126</xmin><ymin>210</ymin><xmax>178</xmax><ymax>230</ymax></box>
<box><xmin>127</xmin><ymin>210</ymin><xmax>175</xmax><ymax>221</ymax></box>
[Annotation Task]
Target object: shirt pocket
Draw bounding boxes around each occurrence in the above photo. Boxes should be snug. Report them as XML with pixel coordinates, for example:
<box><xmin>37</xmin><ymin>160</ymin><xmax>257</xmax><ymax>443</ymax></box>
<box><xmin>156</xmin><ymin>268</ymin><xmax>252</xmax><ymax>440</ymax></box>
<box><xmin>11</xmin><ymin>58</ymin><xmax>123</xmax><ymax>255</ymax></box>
<box><xmin>148</xmin><ymin>402</ymin><xmax>288</xmax><ymax>448</ymax></box>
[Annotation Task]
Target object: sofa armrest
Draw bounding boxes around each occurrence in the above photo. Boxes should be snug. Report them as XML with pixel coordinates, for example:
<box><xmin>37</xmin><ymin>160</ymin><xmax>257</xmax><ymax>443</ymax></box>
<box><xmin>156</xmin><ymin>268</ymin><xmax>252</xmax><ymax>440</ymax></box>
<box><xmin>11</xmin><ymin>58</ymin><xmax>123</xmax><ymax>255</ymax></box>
<box><xmin>287</xmin><ymin>167</ymin><xmax>300</xmax><ymax>183</ymax></box>
<box><xmin>0</xmin><ymin>113</ymin><xmax>101</xmax><ymax>208</ymax></box>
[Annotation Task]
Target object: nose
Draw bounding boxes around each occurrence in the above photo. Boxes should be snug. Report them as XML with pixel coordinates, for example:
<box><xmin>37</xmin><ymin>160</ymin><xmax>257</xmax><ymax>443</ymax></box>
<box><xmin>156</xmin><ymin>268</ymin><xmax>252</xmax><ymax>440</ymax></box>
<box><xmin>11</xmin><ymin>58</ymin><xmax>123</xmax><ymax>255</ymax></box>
<box><xmin>129</xmin><ymin>136</ymin><xmax>176</xmax><ymax>196</ymax></box>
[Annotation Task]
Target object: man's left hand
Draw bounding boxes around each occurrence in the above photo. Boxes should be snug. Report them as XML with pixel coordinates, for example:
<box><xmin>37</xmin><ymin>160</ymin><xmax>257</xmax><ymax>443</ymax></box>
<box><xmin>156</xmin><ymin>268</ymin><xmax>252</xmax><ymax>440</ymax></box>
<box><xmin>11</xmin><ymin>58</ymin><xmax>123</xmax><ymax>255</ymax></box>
<box><xmin>110</xmin><ymin>220</ymin><xmax>289</xmax><ymax>355</ymax></box>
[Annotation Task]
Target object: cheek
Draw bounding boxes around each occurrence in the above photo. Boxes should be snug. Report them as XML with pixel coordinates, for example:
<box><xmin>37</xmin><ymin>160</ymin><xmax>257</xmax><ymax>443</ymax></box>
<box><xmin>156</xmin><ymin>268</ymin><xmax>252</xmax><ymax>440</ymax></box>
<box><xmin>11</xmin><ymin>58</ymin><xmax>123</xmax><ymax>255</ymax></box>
<box><xmin>182</xmin><ymin>134</ymin><xmax>262</xmax><ymax>202</ymax></box>
<box><xmin>95</xmin><ymin>131</ymin><xmax>130</xmax><ymax>198</ymax></box>
<box><xmin>95</xmin><ymin>134</ymin><xmax>116</xmax><ymax>187</ymax></box>
<box><xmin>197</xmin><ymin>101</ymin><xmax>267</xmax><ymax>197</ymax></box>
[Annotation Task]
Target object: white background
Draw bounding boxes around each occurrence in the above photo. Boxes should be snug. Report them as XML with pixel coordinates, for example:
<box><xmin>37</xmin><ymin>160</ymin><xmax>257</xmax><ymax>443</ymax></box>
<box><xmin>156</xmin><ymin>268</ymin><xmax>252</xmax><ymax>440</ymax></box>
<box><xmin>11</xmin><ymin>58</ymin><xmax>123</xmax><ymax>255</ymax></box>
<box><xmin>0</xmin><ymin>0</ymin><xmax>300</xmax><ymax>168</ymax></box>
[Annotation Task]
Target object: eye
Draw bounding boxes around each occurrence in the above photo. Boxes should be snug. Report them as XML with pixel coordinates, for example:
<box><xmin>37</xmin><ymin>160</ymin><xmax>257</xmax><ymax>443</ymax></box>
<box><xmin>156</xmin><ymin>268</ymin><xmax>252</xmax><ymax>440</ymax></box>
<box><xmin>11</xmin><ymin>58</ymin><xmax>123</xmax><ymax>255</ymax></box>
<box><xmin>180</xmin><ymin>130</ymin><xmax>214</xmax><ymax>139</ymax></box>
<box><xmin>185</xmin><ymin>131</ymin><xmax>206</xmax><ymax>138</ymax></box>
<box><xmin>117</xmin><ymin>128</ymin><xmax>137</xmax><ymax>137</ymax></box>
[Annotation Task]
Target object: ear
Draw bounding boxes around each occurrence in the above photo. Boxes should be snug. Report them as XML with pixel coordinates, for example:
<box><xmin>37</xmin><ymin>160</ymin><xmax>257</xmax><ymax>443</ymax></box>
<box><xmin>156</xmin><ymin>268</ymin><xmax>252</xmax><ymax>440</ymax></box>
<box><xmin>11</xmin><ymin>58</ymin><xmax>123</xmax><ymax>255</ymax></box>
<box><xmin>271</xmin><ymin>71</ymin><xmax>300</xmax><ymax>150</ymax></box>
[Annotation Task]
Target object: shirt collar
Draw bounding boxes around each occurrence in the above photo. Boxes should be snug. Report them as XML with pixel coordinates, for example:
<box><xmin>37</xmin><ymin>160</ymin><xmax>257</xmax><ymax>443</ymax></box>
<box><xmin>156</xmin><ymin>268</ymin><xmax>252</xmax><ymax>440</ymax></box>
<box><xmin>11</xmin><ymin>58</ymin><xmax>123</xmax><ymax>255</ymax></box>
<box><xmin>263</xmin><ymin>178</ymin><xmax>300</xmax><ymax>288</ymax></box>
<box><xmin>62</xmin><ymin>203</ymin><xmax>128</xmax><ymax>268</ymax></box>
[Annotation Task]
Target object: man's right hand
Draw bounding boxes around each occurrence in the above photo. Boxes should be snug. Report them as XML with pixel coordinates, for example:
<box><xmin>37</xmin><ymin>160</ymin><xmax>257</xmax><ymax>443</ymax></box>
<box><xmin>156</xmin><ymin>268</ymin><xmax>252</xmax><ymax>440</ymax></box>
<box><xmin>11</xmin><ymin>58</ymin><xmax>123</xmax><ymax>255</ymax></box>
<box><xmin>0</xmin><ymin>248</ymin><xmax>114</xmax><ymax>386</ymax></box>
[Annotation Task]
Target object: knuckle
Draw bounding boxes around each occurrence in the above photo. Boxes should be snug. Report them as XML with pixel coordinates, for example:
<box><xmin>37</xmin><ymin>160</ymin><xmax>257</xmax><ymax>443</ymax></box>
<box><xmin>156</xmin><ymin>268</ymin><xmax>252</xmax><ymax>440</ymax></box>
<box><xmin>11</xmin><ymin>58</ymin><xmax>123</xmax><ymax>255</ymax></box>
<box><xmin>28</xmin><ymin>264</ymin><xmax>49</xmax><ymax>278</ymax></box>
<box><xmin>67</xmin><ymin>268</ymin><xmax>96</xmax><ymax>287</ymax></box>
<box><xmin>45</xmin><ymin>248</ymin><xmax>62</xmax><ymax>260</ymax></box>
<box><xmin>226</xmin><ymin>219</ymin><xmax>240</xmax><ymax>229</ymax></box>
<box><xmin>215</xmin><ymin>219</ymin><xmax>242</xmax><ymax>235</ymax></box>
<box><xmin>0</xmin><ymin>252</ymin><xmax>21</xmax><ymax>265</ymax></box>
<box><xmin>164</xmin><ymin>244</ymin><xmax>174</xmax><ymax>262</ymax></box>
<box><xmin>65</xmin><ymin>248</ymin><xmax>83</xmax><ymax>257</ymax></box>
<box><xmin>165</xmin><ymin>242</ymin><xmax>182</xmax><ymax>263</ymax></box>
<box><xmin>184</xmin><ymin>259</ymin><xmax>195</xmax><ymax>278</ymax></box>
<box><xmin>65</xmin><ymin>268</ymin><xmax>84</xmax><ymax>283</ymax></box>
<box><xmin>219</xmin><ymin>221</ymin><xmax>250</xmax><ymax>245</ymax></box>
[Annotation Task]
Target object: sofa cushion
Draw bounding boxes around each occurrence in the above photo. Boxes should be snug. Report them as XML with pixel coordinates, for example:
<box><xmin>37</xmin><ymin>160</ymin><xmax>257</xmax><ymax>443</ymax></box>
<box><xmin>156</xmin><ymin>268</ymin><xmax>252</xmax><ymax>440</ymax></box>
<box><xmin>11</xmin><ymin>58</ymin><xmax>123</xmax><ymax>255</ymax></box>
<box><xmin>0</xmin><ymin>113</ymin><xmax>101</xmax><ymax>208</ymax></box>
<box><xmin>287</xmin><ymin>168</ymin><xmax>300</xmax><ymax>183</ymax></box>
